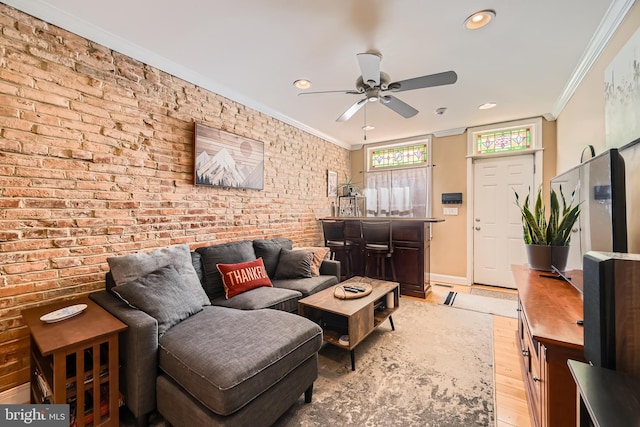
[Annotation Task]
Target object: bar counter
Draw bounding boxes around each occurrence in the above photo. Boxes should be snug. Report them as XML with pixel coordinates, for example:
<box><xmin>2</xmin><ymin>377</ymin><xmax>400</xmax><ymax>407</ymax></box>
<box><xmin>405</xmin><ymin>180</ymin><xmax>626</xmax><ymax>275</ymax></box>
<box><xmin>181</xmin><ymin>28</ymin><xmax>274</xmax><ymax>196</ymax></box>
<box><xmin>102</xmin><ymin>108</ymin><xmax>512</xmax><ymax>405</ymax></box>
<box><xmin>321</xmin><ymin>217</ymin><xmax>444</xmax><ymax>298</ymax></box>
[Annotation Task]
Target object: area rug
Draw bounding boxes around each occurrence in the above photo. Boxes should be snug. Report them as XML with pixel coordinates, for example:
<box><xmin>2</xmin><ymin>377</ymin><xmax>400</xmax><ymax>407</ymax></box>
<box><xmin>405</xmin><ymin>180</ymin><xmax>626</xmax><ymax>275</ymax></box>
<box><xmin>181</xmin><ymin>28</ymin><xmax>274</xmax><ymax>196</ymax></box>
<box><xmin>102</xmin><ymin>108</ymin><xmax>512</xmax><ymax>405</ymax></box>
<box><xmin>275</xmin><ymin>300</ymin><xmax>494</xmax><ymax>426</ymax></box>
<box><xmin>441</xmin><ymin>291</ymin><xmax>518</xmax><ymax>319</ymax></box>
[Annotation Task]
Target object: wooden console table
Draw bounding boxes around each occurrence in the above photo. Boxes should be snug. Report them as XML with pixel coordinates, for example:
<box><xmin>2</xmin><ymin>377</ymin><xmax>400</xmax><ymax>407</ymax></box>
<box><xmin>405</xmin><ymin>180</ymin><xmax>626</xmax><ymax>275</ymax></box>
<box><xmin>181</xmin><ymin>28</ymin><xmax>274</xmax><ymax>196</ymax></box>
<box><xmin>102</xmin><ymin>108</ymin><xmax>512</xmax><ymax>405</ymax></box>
<box><xmin>513</xmin><ymin>265</ymin><xmax>585</xmax><ymax>427</ymax></box>
<box><xmin>322</xmin><ymin>217</ymin><xmax>443</xmax><ymax>298</ymax></box>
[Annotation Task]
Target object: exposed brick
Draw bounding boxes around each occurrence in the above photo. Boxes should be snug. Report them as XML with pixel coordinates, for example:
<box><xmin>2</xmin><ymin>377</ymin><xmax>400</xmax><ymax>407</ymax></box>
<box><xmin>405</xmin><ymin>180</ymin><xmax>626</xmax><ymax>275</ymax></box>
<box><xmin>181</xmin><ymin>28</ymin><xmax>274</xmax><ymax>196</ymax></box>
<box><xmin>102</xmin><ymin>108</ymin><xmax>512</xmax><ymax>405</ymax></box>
<box><xmin>22</xmin><ymin>198</ymin><xmax>68</xmax><ymax>209</ymax></box>
<box><xmin>58</xmin><ymin>265</ymin><xmax>100</xmax><ymax>278</ymax></box>
<box><xmin>34</xmin><ymin>79</ymin><xmax>81</xmax><ymax>100</ymax></box>
<box><xmin>103</xmin><ymin>87</ymin><xmax>137</xmax><ymax>108</ymax></box>
<box><xmin>69</xmin><ymin>99</ymin><xmax>111</xmax><ymax>118</ymax></box>
<box><xmin>14</xmin><ymin>166</ymin><xmax>64</xmax><ymax>179</ymax></box>
<box><xmin>34</xmin><ymin>123</ymin><xmax>82</xmax><ymax>141</ymax></box>
<box><xmin>0</xmin><ymin>231</ymin><xmax>21</xmax><ymax>241</ymax></box>
<box><xmin>0</xmin><ymin>94</ymin><xmax>35</xmax><ymax>111</ymax></box>
<box><xmin>0</xmin><ymin>284</ymin><xmax>34</xmax><ymax>298</ymax></box>
<box><xmin>3</xmin><ymin>261</ymin><xmax>49</xmax><ymax>275</ymax></box>
<box><xmin>70</xmin><ymin>80</ymin><xmax>107</xmax><ymax>100</ymax></box>
<box><xmin>21</xmin><ymin>86</ymin><xmax>69</xmax><ymax>107</ymax></box>
<box><xmin>101</xmin><ymin>127</ymin><xmax>139</xmax><ymax>145</ymax></box>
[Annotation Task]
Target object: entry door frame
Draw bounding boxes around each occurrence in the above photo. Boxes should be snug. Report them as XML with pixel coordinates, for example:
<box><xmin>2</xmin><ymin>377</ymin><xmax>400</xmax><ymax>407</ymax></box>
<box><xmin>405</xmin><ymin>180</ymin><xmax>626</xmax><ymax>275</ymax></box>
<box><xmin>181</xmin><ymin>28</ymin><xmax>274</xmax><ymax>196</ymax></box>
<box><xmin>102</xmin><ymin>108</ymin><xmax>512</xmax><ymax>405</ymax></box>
<box><xmin>465</xmin><ymin>117</ymin><xmax>544</xmax><ymax>286</ymax></box>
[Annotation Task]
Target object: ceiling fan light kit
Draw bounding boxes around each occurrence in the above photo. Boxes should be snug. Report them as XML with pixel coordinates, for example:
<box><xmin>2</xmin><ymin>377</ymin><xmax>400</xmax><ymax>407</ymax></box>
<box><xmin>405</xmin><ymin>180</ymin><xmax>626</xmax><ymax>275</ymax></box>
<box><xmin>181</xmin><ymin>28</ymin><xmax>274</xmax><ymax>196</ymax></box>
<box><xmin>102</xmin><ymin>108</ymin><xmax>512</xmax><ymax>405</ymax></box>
<box><xmin>362</xmin><ymin>103</ymin><xmax>374</xmax><ymax>140</ymax></box>
<box><xmin>301</xmin><ymin>52</ymin><xmax>458</xmax><ymax>124</ymax></box>
<box><xmin>357</xmin><ymin>52</ymin><xmax>382</xmax><ymax>88</ymax></box>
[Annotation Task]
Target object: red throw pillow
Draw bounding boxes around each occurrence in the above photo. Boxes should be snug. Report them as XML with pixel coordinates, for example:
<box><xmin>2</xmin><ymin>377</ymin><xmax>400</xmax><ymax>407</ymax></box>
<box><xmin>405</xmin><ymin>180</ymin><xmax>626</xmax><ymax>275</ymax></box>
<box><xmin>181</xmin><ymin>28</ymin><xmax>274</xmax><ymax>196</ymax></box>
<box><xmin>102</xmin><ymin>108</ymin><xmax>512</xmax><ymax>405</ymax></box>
<box><xmin>216</xmin><ymin>258</ymin><xmax>273</xmax><ymax>299</ymax></box>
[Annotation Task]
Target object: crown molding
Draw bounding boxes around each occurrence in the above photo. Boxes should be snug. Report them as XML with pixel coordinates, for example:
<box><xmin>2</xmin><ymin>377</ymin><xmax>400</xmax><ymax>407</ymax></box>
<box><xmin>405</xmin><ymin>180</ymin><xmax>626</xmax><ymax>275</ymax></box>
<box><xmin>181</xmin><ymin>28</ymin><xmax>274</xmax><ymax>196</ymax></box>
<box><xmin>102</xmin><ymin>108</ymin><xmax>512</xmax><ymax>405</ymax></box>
<box><xmin>551</xmin><ymin>0</ymin><xmax>636</xmax><ymax>118</ymax></box>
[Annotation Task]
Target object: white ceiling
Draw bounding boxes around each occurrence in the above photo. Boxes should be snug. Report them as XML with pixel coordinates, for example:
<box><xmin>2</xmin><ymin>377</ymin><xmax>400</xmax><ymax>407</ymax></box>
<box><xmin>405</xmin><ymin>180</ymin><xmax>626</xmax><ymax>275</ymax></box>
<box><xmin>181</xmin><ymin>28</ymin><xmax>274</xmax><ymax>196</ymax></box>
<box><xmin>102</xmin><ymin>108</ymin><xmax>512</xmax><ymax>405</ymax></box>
<box><xmin>3</xmin><ymin>0</ymin><xmax>633</xmax><ymax>149</ymax></box>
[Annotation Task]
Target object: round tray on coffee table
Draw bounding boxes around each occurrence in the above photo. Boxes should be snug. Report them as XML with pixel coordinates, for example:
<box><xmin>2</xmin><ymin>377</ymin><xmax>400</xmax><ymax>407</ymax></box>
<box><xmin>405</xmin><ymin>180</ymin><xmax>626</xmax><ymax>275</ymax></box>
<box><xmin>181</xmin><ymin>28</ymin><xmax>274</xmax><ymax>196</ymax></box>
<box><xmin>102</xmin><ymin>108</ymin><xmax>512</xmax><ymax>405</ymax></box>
<box><xmin>333</xmin><ymin>282</ymin><xmax>373</xmax><ymax>299</ymax></box>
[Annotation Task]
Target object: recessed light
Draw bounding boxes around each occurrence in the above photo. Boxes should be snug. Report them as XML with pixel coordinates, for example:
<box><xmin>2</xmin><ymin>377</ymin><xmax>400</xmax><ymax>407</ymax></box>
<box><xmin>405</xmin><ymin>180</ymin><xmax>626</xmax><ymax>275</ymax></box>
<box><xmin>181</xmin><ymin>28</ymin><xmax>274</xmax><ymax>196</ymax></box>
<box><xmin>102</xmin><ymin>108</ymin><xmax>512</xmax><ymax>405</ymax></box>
<box><xmin>293</xmin><ymin>79</ymin><xmax>312</xmax><ymax>89</ymax></box>
<box><xmin>362</xmin><ymin>125</ymin><xmax>375</xmax><ymax>131</ymax></box>
<box><xmin>478</xmin><ymin>102</ymin><xmax>497</xmax><ymax>110</ymax></box>
<box><xmin>435</xmin><ymin>107</ymin><xmax>447</xmax><ymax>115</ymax></box>
<box><xmin>464</xmin><ymin>10</ymin><xmax>496</xmax><ymax>30</ymax></box>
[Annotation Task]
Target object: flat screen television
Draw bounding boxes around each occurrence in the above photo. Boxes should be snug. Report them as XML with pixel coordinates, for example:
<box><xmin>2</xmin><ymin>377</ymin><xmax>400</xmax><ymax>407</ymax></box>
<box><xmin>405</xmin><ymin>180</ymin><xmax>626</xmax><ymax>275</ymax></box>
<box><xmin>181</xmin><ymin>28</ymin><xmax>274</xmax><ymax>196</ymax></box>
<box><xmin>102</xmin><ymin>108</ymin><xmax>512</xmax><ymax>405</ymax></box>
<box><xmin>549</xmin><ymin>148</ymin><xmax>627</xmax><ymax>291</ymax></box>
<box><xmin>576</xmin><ymin>142</ymin><xmax>640</xmax><ymax>375</ymax></box>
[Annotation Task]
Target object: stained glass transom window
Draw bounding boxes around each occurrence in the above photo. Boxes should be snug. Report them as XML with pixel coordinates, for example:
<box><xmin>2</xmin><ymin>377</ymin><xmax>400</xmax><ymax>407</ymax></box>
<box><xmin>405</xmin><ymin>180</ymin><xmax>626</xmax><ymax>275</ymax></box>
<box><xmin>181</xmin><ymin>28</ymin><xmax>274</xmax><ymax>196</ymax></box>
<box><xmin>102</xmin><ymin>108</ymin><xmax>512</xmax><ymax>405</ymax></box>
<box><xmin>370</xmin><ymin>144</ymin><xmax>428</xmax><ymax>169</ymax></box>
<box><xmin>476</xmin><ymin>127</ymin><xmax>531</xmax><ymax>154</ymax></box>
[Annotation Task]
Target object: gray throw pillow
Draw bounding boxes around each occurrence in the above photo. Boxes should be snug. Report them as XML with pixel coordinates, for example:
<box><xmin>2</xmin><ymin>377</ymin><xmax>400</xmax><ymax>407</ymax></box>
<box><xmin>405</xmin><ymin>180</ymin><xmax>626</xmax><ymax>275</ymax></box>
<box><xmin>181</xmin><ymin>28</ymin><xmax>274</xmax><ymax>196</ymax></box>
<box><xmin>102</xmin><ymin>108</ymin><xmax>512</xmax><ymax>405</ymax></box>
<box><xmin>190</xmin><ymin>251</ymin><xmax>204</xmax><ymax>283</ymax></box>
<box><xmin>253</xmin><ymin>238</ymin><xmax>293</xmax><ymax>277</ymax></box>
<box><xmin>107</xmin><ymin>244</ymin><xmax>210</xmax><ymax>307</ymax></box>
<box><xmin>274</xmin><ymin>248</ymin><xmax>313</xmax><ymax>279</ymax></box>
<box><xmin>111</xmin><ymin>265</ymin><xmax>204</xmax><ymax>336</ymax></box>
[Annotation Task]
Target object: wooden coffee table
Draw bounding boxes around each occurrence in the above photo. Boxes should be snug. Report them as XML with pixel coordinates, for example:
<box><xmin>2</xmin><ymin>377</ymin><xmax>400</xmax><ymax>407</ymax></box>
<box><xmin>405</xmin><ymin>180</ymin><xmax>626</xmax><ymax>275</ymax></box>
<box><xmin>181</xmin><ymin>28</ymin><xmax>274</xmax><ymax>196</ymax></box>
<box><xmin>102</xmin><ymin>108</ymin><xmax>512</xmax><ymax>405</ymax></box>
<box><xmin>298</xmin><ymin>276</ymin><xmax>399</xmax><ymax>371</ymax></box>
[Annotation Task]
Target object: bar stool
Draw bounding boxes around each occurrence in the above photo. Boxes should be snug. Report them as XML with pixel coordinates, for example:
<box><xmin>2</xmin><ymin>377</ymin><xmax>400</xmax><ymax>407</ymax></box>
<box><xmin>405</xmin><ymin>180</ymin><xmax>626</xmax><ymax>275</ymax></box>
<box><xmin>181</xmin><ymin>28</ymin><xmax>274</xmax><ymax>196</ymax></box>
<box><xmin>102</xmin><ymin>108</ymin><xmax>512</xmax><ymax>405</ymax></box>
<box><xmin>361</xmin><ymin>220</ymin><xmax>397</xmax><ymax>281</ymax></box>
<box><xmin>321</xmin><ymin>220</ymin><xmax>354</xmax><ymax>279</ymax></box>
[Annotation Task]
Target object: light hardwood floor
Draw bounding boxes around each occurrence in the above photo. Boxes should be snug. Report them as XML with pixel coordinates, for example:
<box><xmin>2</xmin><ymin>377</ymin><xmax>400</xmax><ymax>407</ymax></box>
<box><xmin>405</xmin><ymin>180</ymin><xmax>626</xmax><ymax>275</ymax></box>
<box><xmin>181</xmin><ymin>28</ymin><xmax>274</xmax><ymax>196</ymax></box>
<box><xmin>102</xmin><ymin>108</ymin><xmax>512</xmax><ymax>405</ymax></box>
<box><xmin>408</xmin><ymin>283</ymin><xmax>532</xmax><ymax>427</ymax></box>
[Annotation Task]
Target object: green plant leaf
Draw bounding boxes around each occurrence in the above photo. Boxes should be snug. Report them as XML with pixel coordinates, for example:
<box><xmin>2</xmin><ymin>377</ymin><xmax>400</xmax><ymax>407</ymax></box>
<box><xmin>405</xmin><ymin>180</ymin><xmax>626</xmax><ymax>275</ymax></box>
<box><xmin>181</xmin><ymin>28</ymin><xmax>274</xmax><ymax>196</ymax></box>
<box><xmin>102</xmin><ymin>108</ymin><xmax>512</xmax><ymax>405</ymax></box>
<box><xmin>552</xmin><ymin>204</ymin><xmax>581</xmax><ymax>245</ymax></box>
<box><xmin>513</xmin><ymin>184</ymin><xmax>580</xmax><ymax>246</ymax></box>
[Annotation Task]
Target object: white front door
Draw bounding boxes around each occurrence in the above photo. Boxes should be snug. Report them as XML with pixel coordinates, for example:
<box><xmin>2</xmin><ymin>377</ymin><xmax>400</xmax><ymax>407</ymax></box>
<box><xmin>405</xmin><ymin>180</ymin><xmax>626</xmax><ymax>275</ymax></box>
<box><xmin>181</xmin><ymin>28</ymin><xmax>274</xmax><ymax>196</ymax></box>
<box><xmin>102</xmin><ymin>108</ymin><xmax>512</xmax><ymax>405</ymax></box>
<box><xmin>473</xmin><ymin>154</ymin><xmax>534</xmax><ymax>288</ymax></box>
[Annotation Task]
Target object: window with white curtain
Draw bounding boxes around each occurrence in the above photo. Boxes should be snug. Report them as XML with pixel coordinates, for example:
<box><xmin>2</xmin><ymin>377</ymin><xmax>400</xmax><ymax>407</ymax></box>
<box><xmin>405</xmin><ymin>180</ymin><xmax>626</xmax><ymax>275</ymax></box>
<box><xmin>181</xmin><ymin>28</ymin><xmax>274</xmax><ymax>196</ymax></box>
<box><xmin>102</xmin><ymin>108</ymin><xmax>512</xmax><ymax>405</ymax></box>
<box><xmin>362</xmin><ymin>138</ymin><xmax>432</xmax><ymax>217</ymax></box>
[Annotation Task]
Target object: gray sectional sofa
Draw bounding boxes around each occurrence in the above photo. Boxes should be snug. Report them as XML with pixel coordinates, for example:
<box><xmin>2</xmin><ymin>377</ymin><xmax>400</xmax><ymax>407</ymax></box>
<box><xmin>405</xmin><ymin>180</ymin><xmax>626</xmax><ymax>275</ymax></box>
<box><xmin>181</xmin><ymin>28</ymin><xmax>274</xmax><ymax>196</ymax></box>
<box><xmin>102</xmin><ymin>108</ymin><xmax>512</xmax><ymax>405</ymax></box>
<box><xmin>90</xmin><ymin>238</ymin><xmax>340</xmax><ymax>427</ymax></box>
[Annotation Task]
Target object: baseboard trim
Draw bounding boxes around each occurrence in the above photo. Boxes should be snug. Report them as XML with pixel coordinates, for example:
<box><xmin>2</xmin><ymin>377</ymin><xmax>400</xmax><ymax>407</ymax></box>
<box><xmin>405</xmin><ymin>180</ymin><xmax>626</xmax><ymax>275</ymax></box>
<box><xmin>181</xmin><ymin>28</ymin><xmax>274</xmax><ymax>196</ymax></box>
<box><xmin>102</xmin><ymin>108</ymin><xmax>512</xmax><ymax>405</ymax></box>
<box><xmin>430</xmin><ymin>273</ymin><xmax>470</xmax><ymax>287</ymax></box>
<box><xmin>0</xmin><ymin>383</ymin><xmax>30</xmax><ymax>404</ymax></box>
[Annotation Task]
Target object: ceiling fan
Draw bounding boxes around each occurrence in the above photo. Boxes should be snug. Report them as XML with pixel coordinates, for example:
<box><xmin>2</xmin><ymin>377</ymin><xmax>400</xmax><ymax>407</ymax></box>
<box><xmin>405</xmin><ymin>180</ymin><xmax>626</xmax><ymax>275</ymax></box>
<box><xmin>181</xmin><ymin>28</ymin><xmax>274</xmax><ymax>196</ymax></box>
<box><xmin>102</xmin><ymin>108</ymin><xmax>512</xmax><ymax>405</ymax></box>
<box><xmin>299</xmin><ymin>52</ymin><xmax>458</xmax><ymax>122</ymax></box>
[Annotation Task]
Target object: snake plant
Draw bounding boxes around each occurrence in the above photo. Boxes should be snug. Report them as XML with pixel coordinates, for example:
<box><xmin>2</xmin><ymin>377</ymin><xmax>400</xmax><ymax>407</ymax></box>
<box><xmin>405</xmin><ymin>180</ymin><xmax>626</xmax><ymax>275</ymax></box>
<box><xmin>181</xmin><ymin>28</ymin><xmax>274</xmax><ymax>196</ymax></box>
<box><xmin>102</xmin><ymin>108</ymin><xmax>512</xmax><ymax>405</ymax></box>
<box><xmin>514</xmin><ymin>185</ymin><xmax>581</xmax><ymax>246</ymax></box>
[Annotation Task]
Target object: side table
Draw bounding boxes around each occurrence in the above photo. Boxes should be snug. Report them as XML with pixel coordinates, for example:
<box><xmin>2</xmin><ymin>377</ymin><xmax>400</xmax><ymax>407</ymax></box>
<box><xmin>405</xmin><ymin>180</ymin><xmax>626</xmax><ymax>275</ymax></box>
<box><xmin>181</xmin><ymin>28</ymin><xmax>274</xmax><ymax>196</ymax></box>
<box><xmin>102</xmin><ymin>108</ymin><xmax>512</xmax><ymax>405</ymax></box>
<box><xmin>22</xmin><ymin>296</ymin><xmax>127</xmax><ymax>427</ymax></box>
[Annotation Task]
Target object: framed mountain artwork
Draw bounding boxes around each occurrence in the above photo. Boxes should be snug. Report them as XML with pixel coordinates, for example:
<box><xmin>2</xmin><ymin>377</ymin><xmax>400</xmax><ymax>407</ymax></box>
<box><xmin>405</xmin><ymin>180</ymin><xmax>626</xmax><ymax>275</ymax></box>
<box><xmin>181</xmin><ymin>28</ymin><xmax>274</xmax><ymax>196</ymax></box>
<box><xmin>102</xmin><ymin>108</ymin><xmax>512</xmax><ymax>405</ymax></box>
<box><xmin>194</xmin><ymin>123</ymin><xmax>264</xmax><ymax>190</ymax></box>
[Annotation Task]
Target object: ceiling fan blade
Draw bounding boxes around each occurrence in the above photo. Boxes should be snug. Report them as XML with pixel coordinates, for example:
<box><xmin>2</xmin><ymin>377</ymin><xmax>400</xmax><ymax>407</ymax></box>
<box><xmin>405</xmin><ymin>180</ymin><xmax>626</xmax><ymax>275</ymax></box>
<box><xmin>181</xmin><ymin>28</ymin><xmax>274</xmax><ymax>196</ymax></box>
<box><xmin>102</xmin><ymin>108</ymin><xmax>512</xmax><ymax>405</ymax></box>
<box><xmin>389</xmin><ymin>70</ymin><xmax>458</xmax><ymax>92</ymax></box>
<box><xmin>380</xmin><ymin>95</ymin><xmax>418</xmax><ymax>118</ymax></box>
<box><xmin>337</xmin><ymin>98</ymin><xmax>367</xmax><ymax>122</ymax></box>
<box><xmin>357</xmin><ymin>53</ymin><xmax>381</xmax><ymax>88</ymax></box>
<box><xmin>298</xmin><ymin>89</ymin><xmax>362</xmax><ymax>96</ymax></box>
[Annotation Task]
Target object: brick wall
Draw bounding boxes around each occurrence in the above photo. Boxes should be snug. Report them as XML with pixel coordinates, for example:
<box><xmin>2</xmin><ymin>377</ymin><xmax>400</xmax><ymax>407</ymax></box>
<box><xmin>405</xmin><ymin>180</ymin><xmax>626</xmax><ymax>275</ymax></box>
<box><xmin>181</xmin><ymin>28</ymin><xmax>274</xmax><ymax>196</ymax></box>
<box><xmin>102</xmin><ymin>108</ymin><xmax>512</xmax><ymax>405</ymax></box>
<box><xmin>0</xmin><ymin>4</ymin><xmax>349</xmax><ymax>392</ymax></box>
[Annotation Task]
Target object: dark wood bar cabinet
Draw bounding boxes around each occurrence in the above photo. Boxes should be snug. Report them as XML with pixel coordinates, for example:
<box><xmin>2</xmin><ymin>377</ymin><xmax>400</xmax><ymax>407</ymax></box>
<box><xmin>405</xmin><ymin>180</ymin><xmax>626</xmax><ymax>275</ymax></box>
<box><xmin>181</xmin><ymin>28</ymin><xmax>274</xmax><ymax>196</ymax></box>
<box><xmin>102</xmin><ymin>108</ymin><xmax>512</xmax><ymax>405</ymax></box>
<box><xmin>322</xmin><ymin>217</ymin><xmax>443</xmax><ymax>298</ymax></box>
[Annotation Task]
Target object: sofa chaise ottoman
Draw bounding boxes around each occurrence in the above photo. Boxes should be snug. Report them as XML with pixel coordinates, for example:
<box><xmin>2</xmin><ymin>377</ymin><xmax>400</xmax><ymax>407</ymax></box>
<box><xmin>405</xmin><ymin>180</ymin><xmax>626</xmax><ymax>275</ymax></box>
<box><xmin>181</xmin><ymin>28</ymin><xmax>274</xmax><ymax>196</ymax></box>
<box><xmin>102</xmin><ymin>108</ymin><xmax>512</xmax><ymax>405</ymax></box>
<box><xmin>91</xmin><ymin>239</ymin><xmax>339</xmax><ymax>427</ymax></box>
